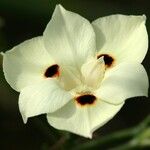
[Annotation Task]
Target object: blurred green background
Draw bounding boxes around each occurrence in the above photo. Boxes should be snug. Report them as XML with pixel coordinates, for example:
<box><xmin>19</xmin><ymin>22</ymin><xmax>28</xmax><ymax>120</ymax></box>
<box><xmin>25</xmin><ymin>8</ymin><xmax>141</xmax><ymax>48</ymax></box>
<box><xmin>0</xmin><ymin>0</ymin><xmax>150</xmax><ymax>150</ymax></box>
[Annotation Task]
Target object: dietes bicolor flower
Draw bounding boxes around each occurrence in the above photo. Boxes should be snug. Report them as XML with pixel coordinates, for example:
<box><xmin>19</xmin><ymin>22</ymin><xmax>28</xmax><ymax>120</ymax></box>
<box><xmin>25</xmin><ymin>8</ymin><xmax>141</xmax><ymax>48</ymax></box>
<box><xmin>2</xmin><ymin>5</ymin><xmax>149</xmax><ymax>138</ymax></box>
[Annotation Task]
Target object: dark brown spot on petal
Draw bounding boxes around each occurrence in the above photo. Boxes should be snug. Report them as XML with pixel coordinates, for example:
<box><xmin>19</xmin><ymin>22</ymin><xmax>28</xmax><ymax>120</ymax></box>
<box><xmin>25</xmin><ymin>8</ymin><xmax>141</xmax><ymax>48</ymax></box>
<box><xmin>76</xmin><ymin>94</ymin><xmax>96</xmax><ymax>106</ymax></box>
<box><xmin>97</xmin><ymin>54</ymin><xmax>114</xmax><ymax>67</ymax></box>
<box><xmin>44</xmin><ymin>64</ymin><xmax>59</xmax><ymax>78</ymax></box>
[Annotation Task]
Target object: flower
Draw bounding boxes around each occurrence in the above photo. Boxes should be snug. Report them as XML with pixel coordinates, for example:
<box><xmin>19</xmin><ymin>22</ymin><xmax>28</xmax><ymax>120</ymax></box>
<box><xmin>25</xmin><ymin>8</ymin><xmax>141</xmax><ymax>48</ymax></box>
<box><xmin>2</xmin><ymin>5</ymin><xmax>149</xmax><ymax>138</ymax></box>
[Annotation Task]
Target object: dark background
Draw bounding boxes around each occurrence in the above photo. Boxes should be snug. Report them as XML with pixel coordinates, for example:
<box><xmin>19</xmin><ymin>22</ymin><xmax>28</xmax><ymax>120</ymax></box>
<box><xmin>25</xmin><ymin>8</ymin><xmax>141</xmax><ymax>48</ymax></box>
<box><xmin>0</xmin><ymin>0</ymin><xmax>149</xmax><ymax>149</ymax></box>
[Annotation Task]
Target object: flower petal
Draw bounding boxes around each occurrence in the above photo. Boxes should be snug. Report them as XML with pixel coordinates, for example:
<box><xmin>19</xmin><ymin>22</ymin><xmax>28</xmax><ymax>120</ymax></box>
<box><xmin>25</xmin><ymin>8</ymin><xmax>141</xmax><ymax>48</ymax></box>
<box><xmin>3</xmin><ymin>36</ymin><xmax>55</xmax><ymax>91</ymax></box>
<box><xmin>96</xmin><ymin>63</ymin><xmax>149</xmax><ymax>105</ymax></box>
<box><xmin>92</xmin><ymin>15</ymin><xmax>148</xmax><ymax>64</ymax></box>
<box><xmin>43</xmin><ymin>5</ymin><xmax>96</xmax><ymax>68</ymax></box>
<box><xmin>47</xmin><ymin>100</ymin><xmax>124</xmax><ymax>138</ymax></box>
<box><xmin>59</xmin><ymin>66</ymin><xmax>82</xmax><ymax>91</ymax></box>
<box><xmin>81</xmin><ymin>57</ymin><xmax>105</xmax><ymax>88</ymax></box>
<box><xmin>19</xmin><ymin>79</ymin><xmax>72</xmax><ymax>123</ymax></box>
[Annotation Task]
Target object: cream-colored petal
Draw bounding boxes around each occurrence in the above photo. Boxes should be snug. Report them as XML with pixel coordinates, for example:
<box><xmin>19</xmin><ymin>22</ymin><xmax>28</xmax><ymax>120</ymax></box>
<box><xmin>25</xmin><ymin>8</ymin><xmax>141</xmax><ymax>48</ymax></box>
<box><xmin>92</xmin><ymin>15</ymin><xmax>148</xmax><ymax>64</ymax></box>
<box><xmin>43</xmin><ymin>5</ymin><xmax>96</xmax><ymax>68</ymax></box>
<box><xmin>19</xmin><ymin>79</ymin><xmax>72</xmax><ymax>123</ymax></box>
<box><xmin>59</xmin><ymin>66</ymin><xmax>82</xmax><ymax>91</ymax></box>
<box><xmin>3</xmin><ymin>36</ymin><xmax>55</xmax><ymax>91</ymax></box>
<box><xmin>81</xmin><ymin>57</ymin><xmax>105</xmax><ymax>88</ymax></box>
<box><xmin>47</xmin><ymin>100</ymin><xmax>124</xmax><ymax>138</ymax></box>
<box><xmin>96</xmin><ymin>62</ymin><xmax>149</xmax><ymax>105</ymax></box>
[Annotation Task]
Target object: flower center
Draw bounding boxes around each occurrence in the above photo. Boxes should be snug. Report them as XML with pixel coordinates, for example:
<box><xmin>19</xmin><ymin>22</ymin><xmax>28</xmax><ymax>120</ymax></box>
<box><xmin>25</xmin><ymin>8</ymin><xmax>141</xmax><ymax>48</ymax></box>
<box><xmin>97</xmin><ymin>54</ymin><xmax>114</xmax><ymax>67</ymax></box>
<box><xmin>44</xmin><ymin>64</ymin><xmax>59</xmax><ymax>78</ymax></box>
<box><xmin>75</xmin><ymin>94</ymin><xmax>96</xmax><ymax>106</ymax></box>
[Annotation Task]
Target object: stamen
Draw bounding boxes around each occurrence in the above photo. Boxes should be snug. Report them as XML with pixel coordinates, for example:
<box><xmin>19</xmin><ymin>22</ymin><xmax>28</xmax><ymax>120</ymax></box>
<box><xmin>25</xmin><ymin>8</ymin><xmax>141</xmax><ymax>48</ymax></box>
<box><xmin>97</xmin><ymin>54</ymin><xmax>114</xmax><ymax>67</ymax></box>
<box><xmin>44</xmin><ymin>64</ymin><xmax>59</xmax><ymax>78</ymax></box>
<box><xmin>76</xmin><ymin>94</ymin><xmax>96</xmax><ymax>106</ymax></box>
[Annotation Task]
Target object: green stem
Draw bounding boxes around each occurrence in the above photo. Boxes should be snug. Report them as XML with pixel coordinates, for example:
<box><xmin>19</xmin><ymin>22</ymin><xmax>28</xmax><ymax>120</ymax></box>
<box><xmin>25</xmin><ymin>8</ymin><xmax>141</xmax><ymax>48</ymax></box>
<box><xmin>72</xmin><ymin>128</ymin><xmax>136</xmax><ymax>150</ymax></box>
<box><xmin>50</xmin><ymin>136</ymin><xmax>68</xmax><ymax>150</ymax></box>
<box><xmin>110</xmin><ymin>139</ymin><xmax>150</xmax><ymax>150</ymax></box>
<box><xmin>72</xmin><ymin>115</ymin><xmax>150</xmax><ymax>150</ymax></box>
<box><xmin>110</xmin><ymin>142</ymin><xmax>144</xmax><ymax>150</ymax></box>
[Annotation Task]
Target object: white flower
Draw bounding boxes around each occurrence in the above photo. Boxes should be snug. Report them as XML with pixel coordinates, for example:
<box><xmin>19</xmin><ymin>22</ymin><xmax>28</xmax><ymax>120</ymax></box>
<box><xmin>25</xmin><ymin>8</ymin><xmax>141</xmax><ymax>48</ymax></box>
<box><xmin>2</xmin><ymin>5</ymin><xmax>149</xmax><ymax>138</ymax></box>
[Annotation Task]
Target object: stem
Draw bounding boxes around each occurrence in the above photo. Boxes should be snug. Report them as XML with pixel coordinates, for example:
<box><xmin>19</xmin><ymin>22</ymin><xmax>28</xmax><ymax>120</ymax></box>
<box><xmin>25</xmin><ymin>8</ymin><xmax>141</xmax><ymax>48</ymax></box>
<box><xmin>110</xmin><ymin>142</ymin><xmax>142</xmax><ymax>150</ymax></box>
<box><xmin>50</xmin><ymin>132</ymin><xmax>71</xmax><ymax>150</ymax></box>
<box><xmin>50</xmin><ymin>136</ymin><xmax>67</xmax><ymax>150</ymax></box>
<box><xmin>72</xmin><ymin>128</ymin><xmax>136</xmax><ymax>150</ymax></box>
<box><xmin>72</xmin><ymin>115</ymin><xmax>150</xmax><ymax>150</ymax></box>
<box><xmin>110</xmin><ymin>139</ymin><xmax>150</xmax><ymax>150</ymax></box>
